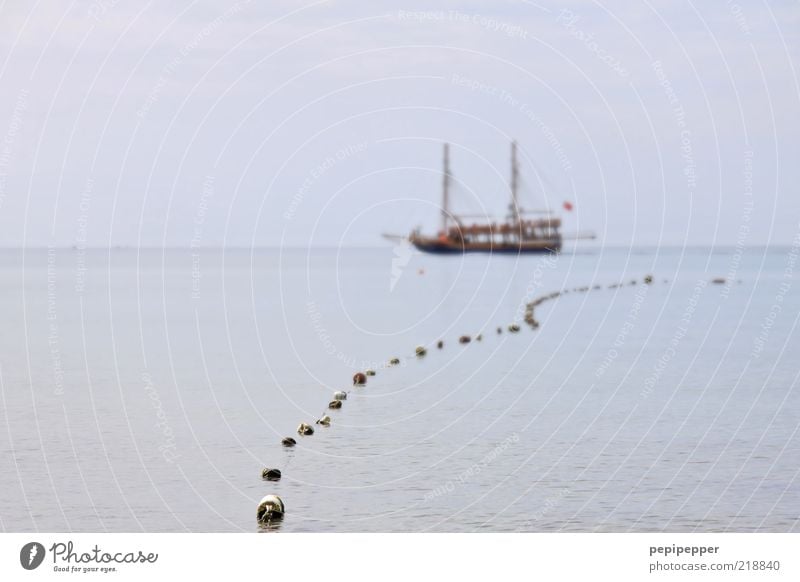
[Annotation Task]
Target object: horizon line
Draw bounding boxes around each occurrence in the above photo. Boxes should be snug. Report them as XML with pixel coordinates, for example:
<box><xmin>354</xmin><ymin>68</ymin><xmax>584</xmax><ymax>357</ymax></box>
<box><xmin>0</xmin><ymin>244</ymin><xmax>794</xmax><ymax>251</ymax></box>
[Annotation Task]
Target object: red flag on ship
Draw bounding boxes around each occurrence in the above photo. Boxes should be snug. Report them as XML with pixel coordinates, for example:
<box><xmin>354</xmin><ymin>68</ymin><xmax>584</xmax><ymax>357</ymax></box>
<box><xmin>563</xmin><ymin>201</ymin><xmax>573</xmax><ymax>211</ymax></box>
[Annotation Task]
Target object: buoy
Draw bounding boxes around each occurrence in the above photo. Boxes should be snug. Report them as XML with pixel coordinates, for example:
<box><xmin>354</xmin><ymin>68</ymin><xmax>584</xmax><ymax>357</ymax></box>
<box><xmin>281</xmin><ymin>437</ymin><xmax>296</xmax><ymax>447</ymax></box>
<box><xmin>497</xmin><ymin>327</ymin><xmax>502</xmax><ymax>334</ymax></box>
<box><xmin>333</xmin><ymin>391</ymin><xmax>347</xmax><ymax>400</ymax></box>
<box><xmin>316</xmin><ymin>415</ymin><xmax>331</xmax><ymax>426</ymax></box>
<box><xmin>508</xmin><ymin>324</ymin><xmax>520</xmax><ymax>333</ymax></box>
<box><xmin>328</xmin><ymin>400</ymin><xmax>343</xmax><ymax>409</ymax></box>
<box><xmin>437</xmin><ymin>340</ymin><xmax>444</xmax><ymax>349</ymax></box>
<box><xmin>644</xmin><ymin>274</ymin><xmax>653</xmax><ymax>284</ymax></box>
<box><xmin>261</xmin><ymin>468</ymin><xmax>282</xmax><ymax>481</ymax></box>
<box><xmin>459</xmin><ymin>335</ymin><xmax>471</xmax><ymax>344</ymax></box>
<box><xmin>476</xmin><ymin>334</ymin><xmax>483</xmax><ymax>341</ymax></box>
<box><xmin>415</xmin><ymin>346</ymin><xmax>427</xmax><ymax>356</ymax></box>
<box><xmin>353</xmin><ymin>372</ymin><xmax>367</xmax><ymax>385</ymax></box>
<box><xmin>257</xmin><ymin>494</ymin><xmax>285</xmax><ymax>523</ymax></box>
<box><xmin>297</xmin><ymin>423</ymin><xmax>314</xmax><ymax>436</ymax></box>
<box><xmin>389</xmin><ymin>358</ymin><xmax>400</xmax><ymax>366</ymax></box>
<box><xmin>365</xmin><ymin>369</ymin><xmax>376</xmax><ymax>376</ymax></box>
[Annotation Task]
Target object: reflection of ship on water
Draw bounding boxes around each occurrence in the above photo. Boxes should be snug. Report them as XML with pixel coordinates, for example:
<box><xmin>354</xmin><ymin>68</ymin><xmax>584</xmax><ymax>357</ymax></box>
<box><xmin>392</xmin><ymin>141</ymin><xmax>593</xmax><ymax>254</ymax></box>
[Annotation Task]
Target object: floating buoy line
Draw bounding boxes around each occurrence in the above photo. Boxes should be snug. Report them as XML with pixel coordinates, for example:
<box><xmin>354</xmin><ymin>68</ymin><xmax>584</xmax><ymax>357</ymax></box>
<box><xmin>256</xmin><ymin>273</ymin><xmax>731</xmax><ymax>527</ymax></box>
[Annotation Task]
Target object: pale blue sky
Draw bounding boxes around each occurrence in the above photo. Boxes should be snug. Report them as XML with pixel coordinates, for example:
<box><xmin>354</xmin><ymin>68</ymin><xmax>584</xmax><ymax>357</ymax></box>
<box><xmin>0</xmin><ymin>0</ymin><xmax>798</xmax><ymax>247</ymax></box>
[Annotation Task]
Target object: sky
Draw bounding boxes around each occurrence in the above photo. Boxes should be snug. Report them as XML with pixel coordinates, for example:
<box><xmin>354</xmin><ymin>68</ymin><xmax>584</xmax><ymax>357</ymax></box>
<box><xmin>0</xmin><ymin>0</ymin><xmax>798</xmax><ymax>247</ymax></box>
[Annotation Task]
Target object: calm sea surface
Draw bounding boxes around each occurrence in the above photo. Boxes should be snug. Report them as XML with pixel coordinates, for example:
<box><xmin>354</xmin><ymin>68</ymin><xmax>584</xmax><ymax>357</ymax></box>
<box><xmin>1</xmin><ymin>247</ymin><xmax>798</xmax><ymax>532</ymax></box>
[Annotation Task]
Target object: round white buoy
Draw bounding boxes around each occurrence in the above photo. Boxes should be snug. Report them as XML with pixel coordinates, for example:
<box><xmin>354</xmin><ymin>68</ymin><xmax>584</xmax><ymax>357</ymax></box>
<box><xmin>257</xmin><ymin>494</ymin><xmax>285</xmax><ymax>523</ymax></box>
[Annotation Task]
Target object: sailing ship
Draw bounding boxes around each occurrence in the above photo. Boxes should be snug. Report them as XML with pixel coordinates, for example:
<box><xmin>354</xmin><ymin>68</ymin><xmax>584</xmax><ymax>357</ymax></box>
<box><xmin>407</xmin><ymin>141</ymin><xmax>568</xmax><ymax>254</ymax></box>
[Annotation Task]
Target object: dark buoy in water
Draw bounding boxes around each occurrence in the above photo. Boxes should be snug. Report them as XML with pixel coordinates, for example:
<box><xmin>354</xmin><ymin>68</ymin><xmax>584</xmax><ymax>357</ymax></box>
<box><xmin>508</xmin><ymin>324</ymin><xmax>520</xmax><ymax>333</ymax></box>
<box><xmin>644</xmin><ymin>274</ymin><xmax>653</xmax><ymax>284</ymax></box>
<box><xmin>261</xmin><ymin>468</ymin><xmax>282</xmax><ymax>481</ymax></box>
<box><xmin>459</xmin><ymin>335</ymin><xmax>471</xmax><ymax>344</ymax></box>
<box><xmin>497</xmin><ymin>327</ymin><xmax>502</xmax><ymax>334</ymax></box>
<box><xmin>281</xmin><ymin>437</ymin><xmax>296</xmax><ymax>447</ymax></box>
<box><xmin>365</xmin><ymin>369</ymin><xmax>376</xmax><ymax>376</ymax></box>
<box><xmin>437</xmin><ymin>340</ymin><xmax>444</xmax><ymax>349</ymax></box>
<box><xmin>257</xmin><ymin>494</ymin><xmax>285</xmax><ymax>523</ymax></box>
<box><xmin>316</xmin><ymin>415</ymin><xmax>331</xmax><ymax>426</ymax></box>
<box><xmin>415</xmin><ymin>346</ymin><xmax>427</xmax><ymax>356</ymax></box>
<box><xmin>353</xmin><ymin>372</ymin><xmax>367</xmax><ymax>385</ymax></box>
<box><xmin>389</xmin><ymin>358</ymin><xmax>400</xmax><ymax>366</ymax></box>
<box><xmin>328</xmin><ymin>400</ymin><xmax>342</xmax><ymax>409</ymax></box>
<box><xmin>297</xmin><ymin>423</ymin><xmax>314</xmax><ymax>435</ymax></box>
<box><xmin>476</xmin><ymin>333</ymin><xmax>482</xmax><ymax>341</ymax></box>
<box><xmin>333</xmin><ymin>391</ymin><xmax>347</xmax><ymax>400</ymax></box>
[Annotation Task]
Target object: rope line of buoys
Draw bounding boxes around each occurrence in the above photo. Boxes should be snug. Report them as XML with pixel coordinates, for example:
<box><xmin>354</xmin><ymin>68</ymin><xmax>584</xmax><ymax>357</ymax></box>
<box><xmin>259</xmin><ymin>273</ymin><xmax>686</xmax><ymax>526</ymax></box>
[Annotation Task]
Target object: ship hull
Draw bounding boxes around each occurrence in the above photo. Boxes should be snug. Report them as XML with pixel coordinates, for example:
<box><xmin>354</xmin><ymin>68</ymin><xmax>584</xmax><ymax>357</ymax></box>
<box><xmin>410</xmin><ymin>237</ymin><xmax>561</xmax><ymax>254</ymax></box>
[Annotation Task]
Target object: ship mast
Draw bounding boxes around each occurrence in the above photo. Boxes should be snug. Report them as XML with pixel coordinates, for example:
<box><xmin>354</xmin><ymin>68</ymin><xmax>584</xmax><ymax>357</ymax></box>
<box><xmin>509</xmin><ymin>140</ymin><xmax>520</xmax><ymax>223</ymax></box>
<box><xmin>441</xmin><ymin>142</ymin><xmax>451</xmax><ymax>234</ymax></box>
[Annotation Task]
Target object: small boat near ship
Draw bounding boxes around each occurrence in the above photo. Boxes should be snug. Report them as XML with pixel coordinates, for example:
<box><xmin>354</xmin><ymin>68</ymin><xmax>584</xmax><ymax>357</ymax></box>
<box><xmin>395</xmin><ymin>141</ymin><xmax>591</xmax><ymax>255</ymax></box>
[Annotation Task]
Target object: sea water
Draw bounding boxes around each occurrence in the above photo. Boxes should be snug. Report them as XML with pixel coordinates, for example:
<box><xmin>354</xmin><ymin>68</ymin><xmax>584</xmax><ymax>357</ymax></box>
<box><xmin>0</xmin><ymin>246</ymin><xmax>797</xmax><ymax>532</ymax></box>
